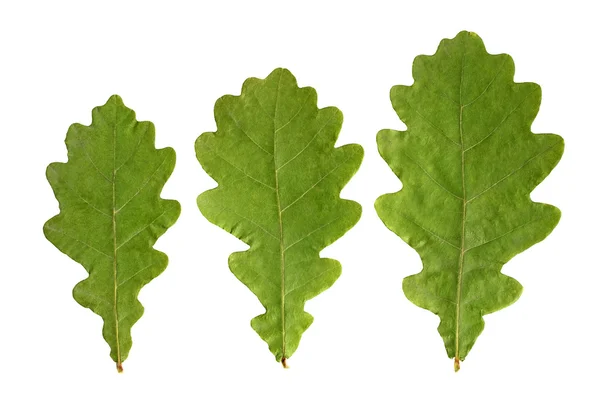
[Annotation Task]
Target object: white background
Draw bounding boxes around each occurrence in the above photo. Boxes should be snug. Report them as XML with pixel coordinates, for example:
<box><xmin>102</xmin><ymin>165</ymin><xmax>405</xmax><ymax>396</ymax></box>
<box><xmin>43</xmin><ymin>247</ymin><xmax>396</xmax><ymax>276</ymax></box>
<box><xmin>1</xmin><ymin>0</ymin><xmax>598</xmax><ymax>397</ymax></box>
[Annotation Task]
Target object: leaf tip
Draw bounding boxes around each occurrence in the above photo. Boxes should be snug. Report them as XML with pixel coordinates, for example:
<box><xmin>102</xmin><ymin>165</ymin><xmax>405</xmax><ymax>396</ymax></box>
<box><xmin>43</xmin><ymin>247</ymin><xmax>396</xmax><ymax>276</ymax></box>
<box><xmin>281</xmin><ymin>358</ymin><xmax>289</xmax><ymax>369</ymax></box>
<box><xmin>455</xmin><ymin>30</ymin><xmax>479</xmax><ymax>39</ymax></box>
<box><xmin>454</xmin><ymin>357</ymin><xmax>460</xmax><ymax>372</ymax></box>
<box><xmin>107</xmin><ymin>94</ymin><xmax>124</xmax><ymax>105</ymax></box>
<box><xmin>117</xmin><ymin>362</ymin><xmax>124</xmax><ymax>373</ymax></box>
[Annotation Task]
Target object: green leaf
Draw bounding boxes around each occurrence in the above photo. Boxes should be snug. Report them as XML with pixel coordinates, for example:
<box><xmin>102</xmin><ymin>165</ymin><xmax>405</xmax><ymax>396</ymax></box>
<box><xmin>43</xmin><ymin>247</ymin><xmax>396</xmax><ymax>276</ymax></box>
<box><xmin>44</xmin><ymin>95</ymin><xmax>181</xmax><ymax>372</ymax></box>
<box><xmin>196</xmin><ymin>68</ymin><xmax>363</xmax><ymax>366</ymax></box>
<box><xmin>375</xmin><ymin>31</ymin><xmax>563</xmax><ymax>370</ymax></box>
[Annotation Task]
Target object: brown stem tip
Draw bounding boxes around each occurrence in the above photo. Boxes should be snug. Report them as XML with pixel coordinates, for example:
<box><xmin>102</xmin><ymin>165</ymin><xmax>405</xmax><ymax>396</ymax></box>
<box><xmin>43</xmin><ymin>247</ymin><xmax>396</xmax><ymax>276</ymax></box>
<box><xmin>281</xmin><ymin>358</ymin><xmax>289</xmax><ymax>369</ymax></box>
<box><xmin>116</xmin><ymin>362</ymin><xmax>124</xmax><ymax>373</ymax></box>
<box><xmin>454</xmin><ymin>357</ymin><xmax>460</xmax><ymax>373</ymax></box>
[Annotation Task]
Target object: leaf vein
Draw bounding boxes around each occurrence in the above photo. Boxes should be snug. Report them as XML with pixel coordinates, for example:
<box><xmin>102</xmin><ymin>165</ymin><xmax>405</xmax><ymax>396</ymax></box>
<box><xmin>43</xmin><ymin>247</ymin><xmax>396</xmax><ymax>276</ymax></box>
<box><xmin>225</xmin><ymin>104</ymin><xmax>274</xmax><ymax>156</ymax></box>
<box><xmin>464</xmin><ymin>88</ymin><xmax>538</xmax><ymax>152</ymax></box>
<box><xmin>284</xmin><ymin>216</ymin><xmax>343</xmax><ymax>252</ymax></box>
<box><xmin>117</xmin><ymin>262</ymin><xmax>159</xmax><ymax>288</ymax></box>
<box><xmin>274</xmin><ymin>93</ymin><xmax>311</xmax><ymax>133</ymax></box>
<box><xmin>285</xmin><ymin>269</ymin><xmax>335</xmax><ymax>298</ymax></box>
<box><xmin>82</xmin><ymin>144</ymin><xmax>112</xmax><ymax>182</ymax></box>
<box><xmin>276</xmin><ymin>113</ymin><xmax>336</xmax><ymax>172</ymax></box>
<box><xmin>465</xmin><ymin>218</ymin><xmax>543</xmax><ymax>253</ymax></box>
<box><xmin>209</xmin><ymin>203</ymin><xmax>279</xmax><ymax>242</ymax></box>
<box><xmin>398</xmin><ymin>213</ymin><xmax>460</xmax><ymax>250</ymax></box>
<box><xmin>467</xmin><ymin>141</ymin><xmax>562</xmax><ymax>203</ymax></box>
<box><xmin>116</xmin><ymin>155</ymin><xmax>169</xmax><ymax>213</ymax></box>
<box><xmin>405</xmin><ymin>280</ymin><xmax>457</xmax><ymax>305</ymax></box>
<box><xmin>115</xmin><ymin>123</ymin><xmax>149</xmax><ymax>172</ymax></box>
<box><xmin>406</xmin><ymin>99</ymin><xmax>461</xmax><ymax>147</ymax></box>
<box><xmin>45</xmin><ymin>226</ymin><xmax>112</xmax><ymax>259</ymax></box>
<box><xmin>116</xmin><ymin>211</ymin><xmax>167</xmax><ymax>251</ymax></box>
<box><xmin>463</xmin><ymin>57</ymin><xmax>507</xmax><ymax>107</ymax></box>
<box><xmin>50</xmin><ymin>168</ymin><xmax>111</xmax><ymax>218</ymax></box>
<box><xmin>281</xmin><ymin>155</ymin><xmax>353</xmax><ymax>213</ymax></box>
<box><xmin>205</xmin><ymin>145</ymin><xmax>275</xmax><ymax>191</ymax></box>
<box><xmin>403</xmin><ymin>151</ymin><xmax>462</xmax><ymax>200</ymax></box>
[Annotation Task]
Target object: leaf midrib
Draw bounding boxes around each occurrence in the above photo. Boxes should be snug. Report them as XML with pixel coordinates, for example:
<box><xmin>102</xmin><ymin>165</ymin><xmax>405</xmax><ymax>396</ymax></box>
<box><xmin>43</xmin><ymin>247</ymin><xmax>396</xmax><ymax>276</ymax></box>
<box><xmin>453</xmin><ymin>46</ymin><xmax>506</xmax><ymax>367</ymax></box>
<box><xmin>111</xmin><ymin>101</ymin><xmax>122</xmax><ymax>371</ymax></box>
<box><xmin>455</xmin><ymin>50</ymin><xmax>467</xmax><ymax>370</ymax></box>
<box><xmin>272</xmin><ymin>71</ymin><xmax>287</xmax><ymax>365</ymax></box>
<box><xmin>246</xmin><ymin>70</ymin><xmax>340</xmax><ymax>364</ymax></box>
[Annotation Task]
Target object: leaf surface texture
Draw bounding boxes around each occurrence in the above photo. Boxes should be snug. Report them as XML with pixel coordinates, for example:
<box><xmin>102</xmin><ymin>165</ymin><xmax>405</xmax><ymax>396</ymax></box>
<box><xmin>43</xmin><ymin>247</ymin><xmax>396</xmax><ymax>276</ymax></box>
<box><xmin>375</xmin><ymin>32</ymin><xmax>563</xmax><ymax>369</ymax></box>
<box><xmin>196</xmin><ymin>68</ymin><xmax>363</xmax><ymax>364</ymax></box>
<box><xmin>44</xmin><ymin>95</ymin><xmax>180</xmax><ymax>371</ymax></box>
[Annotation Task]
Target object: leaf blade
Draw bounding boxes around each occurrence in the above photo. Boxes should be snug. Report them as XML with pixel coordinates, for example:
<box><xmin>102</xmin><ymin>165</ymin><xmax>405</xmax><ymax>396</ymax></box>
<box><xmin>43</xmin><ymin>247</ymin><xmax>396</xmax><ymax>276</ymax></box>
<box><xmin>376</xmin><ymin>31</ymin><xmax>563</xmax><ymax>368</ymax></box>
<box><xmin>197</xmin><ymin>68</ymin><xmax>363</xmax><ymax>364</ymax></box>
<box><xmin>44</xmin><ymin>95</ymin><xmax>180</xmax><ymax>371</ymax></box>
